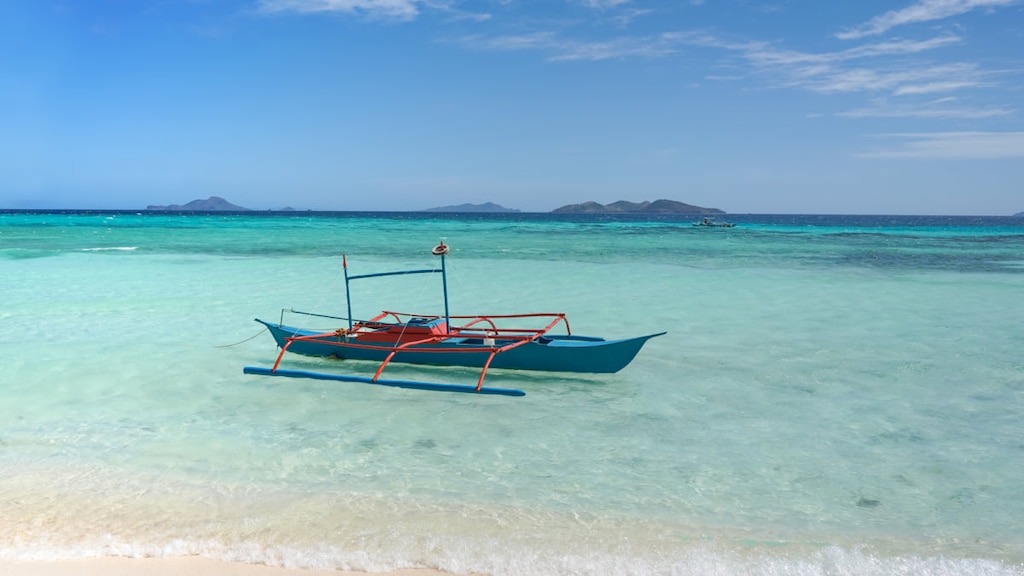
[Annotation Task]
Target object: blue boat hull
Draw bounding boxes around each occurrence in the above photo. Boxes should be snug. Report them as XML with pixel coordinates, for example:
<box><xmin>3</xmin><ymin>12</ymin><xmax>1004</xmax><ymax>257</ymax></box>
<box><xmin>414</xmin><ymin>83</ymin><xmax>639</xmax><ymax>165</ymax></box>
<box><xmin>255</xmin><ymin>319</ymin><xmax>664</xmax><ymax>374</ymax></box>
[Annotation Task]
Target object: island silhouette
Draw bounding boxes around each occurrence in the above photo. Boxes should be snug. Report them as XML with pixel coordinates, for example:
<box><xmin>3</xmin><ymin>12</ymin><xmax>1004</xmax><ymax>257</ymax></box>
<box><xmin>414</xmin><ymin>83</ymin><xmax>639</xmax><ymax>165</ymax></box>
<box><xmin>146</xmin><ymin>196</ymin><xmax>727</xmax><ymax>214</ymax></box>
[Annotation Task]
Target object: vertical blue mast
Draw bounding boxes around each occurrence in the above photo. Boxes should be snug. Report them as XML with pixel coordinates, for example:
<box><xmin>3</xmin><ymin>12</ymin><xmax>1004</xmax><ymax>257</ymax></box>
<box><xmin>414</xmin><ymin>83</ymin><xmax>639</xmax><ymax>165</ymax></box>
<box><xmin>343</xmin><ymin>254</ymin><xmax>353</xmax><ymax>332</ymax></box>
<box><xmin>442</xmin><ymin>252</ymin><xmax>450</xmax><ymax>335</ymax></box>
<box><xmin>432</xmin><ymin>241</ymin><xmax>451</xmax><ymax>335</ymax></box>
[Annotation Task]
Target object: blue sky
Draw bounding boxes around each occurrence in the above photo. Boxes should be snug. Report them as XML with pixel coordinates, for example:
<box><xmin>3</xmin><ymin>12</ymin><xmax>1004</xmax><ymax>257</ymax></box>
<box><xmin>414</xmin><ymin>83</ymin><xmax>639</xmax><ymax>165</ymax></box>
<box><xmin>2</xmin><ymin>0</ymin><xmax>1022</xmax><ymax>214</ymax></box>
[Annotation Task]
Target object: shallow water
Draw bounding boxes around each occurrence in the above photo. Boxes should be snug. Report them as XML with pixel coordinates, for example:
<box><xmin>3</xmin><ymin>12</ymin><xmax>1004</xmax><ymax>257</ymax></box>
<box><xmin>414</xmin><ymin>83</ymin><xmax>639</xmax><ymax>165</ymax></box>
<box><xmin>1</xmin><ymin>212</ymin><xmax>1023</xmax><ymax>575</ymax></box>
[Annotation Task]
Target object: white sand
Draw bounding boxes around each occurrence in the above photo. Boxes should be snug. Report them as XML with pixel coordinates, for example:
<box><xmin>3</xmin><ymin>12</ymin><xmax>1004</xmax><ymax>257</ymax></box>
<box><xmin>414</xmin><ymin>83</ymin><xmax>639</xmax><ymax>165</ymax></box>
<box><xmin>0</xmin><ymin>557</ymin><xmax>456</xmax><ymax>576</ymax></box>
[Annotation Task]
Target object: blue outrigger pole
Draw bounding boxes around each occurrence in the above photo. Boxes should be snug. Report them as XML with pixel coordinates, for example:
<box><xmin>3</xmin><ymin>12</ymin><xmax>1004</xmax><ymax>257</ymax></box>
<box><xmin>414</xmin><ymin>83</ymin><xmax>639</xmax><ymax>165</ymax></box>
<box><xmin>344</xmin><ymin>241</ymin><xmax>452</xmax><ymax>334</ymax></box>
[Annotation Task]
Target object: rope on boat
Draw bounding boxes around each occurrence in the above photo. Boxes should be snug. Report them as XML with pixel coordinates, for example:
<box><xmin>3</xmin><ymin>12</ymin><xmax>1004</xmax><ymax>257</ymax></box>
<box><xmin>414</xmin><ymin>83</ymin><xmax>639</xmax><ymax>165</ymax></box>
<box><xmin>289</xmin><ymin>309</ymin><xmax>354</xmax><ymax>322</ymax></box>
<box><xmin>215</xmin><ymin>327</ymin><xmax>268</xmax><ymax>348</ymax></box>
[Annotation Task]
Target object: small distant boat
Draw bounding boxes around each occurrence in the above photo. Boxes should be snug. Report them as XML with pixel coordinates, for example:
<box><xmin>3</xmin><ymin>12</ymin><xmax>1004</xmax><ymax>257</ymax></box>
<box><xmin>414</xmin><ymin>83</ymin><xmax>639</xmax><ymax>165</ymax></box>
<box><xmin>693</xmin><ymin>217</ymin><xmax>735</xmax><ymax>228</ymax></box>
<box><xmin>244</xmin><ymin>242</ymin><xmax>665</xmax><ymax>397</ymax></box>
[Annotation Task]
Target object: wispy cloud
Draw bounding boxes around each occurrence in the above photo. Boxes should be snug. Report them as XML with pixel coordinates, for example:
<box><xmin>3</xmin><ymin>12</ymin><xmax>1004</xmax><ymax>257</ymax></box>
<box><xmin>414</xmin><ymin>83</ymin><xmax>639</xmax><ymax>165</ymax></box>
<box><xmin>839</xmin><ymin>97</ymin><xmax>1012</xmax><ymax>119</ymax></box>
<box><xmin>550</xmin><ymin>34</ymin><xmax>682</xmax><ymax>61</ymax></box>
<box><xmin>256</xmin><ymin>0</ymin><xmax>495</xmax><ymax>23</ymax></box>
<box><xmin>466</xmin><ymin>32</ymin><xmax>558</xmax><ymax>52</ymax></box>
<box><xmin>459</xmin><ymin>31</ymin><xmax>683</xmax><ymax>61</ymax></box>
<box><xmin>576</xmin><ymin>0</ymin><xmax>633</xmax><ymax>9</ymax></box>
<box><xmin>609</xmin><ymin>8</ymin><xmax>654</xmax><ymax>27</ymax></box>
<box><xmin>466</xmin><ymin>28</ymin><xmax>965</xmax><ymax>71</ymax></box>
<box><xmin>731</xmin><ymin>35</ymin><xmax>961</xmax><ymax>68</ymax></box>
<box><xmin>837</xmin><ymin>0</ymin><xmax>1018</xmax><ymax>40</ymax></box>
<box><xmin>680</xmin><ymin>30</ymin><xmax>1012</xmax><ymax>119</ymax></box>
<box><xmin>858</xmin><ymin>131</ymin><xmax>1024</xmax><ymax>158</ymax></box>
<box><xmin>788</xmin><ymin>62</ymin><xmax>992</xmax><ymax>95</ymax></box>
<box><xmin>686</xmin><ymin>33</ymin><xmax>992</xmax><ymax>97</ymax></box>
<box><xmin>256</xmin><ymin>0</ymin><xmax>448</xmax><ymax>20</ymax></box>
<box><xmin>463</xmin><ymin>27</ymin><xmax>998</xmax><ymax>98</ymax></box>
<box><xmin>258</xmin><ymin>0</ymin><xmax>1013</xmax><ymax>122</ymax></box>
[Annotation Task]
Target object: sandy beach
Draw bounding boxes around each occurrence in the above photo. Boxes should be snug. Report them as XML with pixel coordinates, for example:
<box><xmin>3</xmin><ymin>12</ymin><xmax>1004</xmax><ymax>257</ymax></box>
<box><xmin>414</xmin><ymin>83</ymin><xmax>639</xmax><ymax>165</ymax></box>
<box><xmin>0</xmin><ymin>557</ymin><xmax>453</xmax><ymax>576</ymax></box>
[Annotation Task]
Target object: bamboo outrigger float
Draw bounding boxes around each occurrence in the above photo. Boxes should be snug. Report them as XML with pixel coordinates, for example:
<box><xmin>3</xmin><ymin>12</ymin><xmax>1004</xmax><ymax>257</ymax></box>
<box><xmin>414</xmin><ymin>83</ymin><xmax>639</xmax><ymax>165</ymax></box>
<box><xmin>243</xmin><ymin>242</ymin><xmax>665</xmax><ymax>396</ymax></box>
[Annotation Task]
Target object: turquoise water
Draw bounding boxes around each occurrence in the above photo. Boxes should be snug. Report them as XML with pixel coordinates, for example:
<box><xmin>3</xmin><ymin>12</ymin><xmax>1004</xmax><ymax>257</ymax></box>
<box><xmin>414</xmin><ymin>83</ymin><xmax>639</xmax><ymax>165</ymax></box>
<box><xmin>1</xmin><ymin>212</ymin><xmax>1023</xmax><ymax>575</ymax></box>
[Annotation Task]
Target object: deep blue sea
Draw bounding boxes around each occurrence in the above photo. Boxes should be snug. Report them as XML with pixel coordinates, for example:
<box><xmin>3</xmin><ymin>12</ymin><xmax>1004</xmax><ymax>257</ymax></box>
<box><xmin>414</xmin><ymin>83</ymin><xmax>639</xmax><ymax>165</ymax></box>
<box><xmin>1</xmin><ymin>211</ymin><xmax>1022</xmax><ymax>575</ymax></box>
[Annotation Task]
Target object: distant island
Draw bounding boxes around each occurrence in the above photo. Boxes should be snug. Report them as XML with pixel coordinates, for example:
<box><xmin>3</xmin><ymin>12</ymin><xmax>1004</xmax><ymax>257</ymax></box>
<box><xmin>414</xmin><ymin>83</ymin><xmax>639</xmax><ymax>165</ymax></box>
<box><xmin>143</xmin><ymin>196</ymin><xmax>727</xmax><ymax>214</ymax></box>
<box><xmin>423</xmin><ymin>202</ymin><xmax>520</xmax><ymax>213</ymax></box>
<box><xmin>1015</xmin><ymin>211</ymin><xmax>1023</xmax><ymax>217</ymax></box>
<box><xmin>146</xmin><ymin>196</ymin><xmax>250</xmax><ymax>211</ymax></box>
<box><xmin>552</xmin><ymin>199</ymin><xmax>724</xmax><ymax>214</ymax></box>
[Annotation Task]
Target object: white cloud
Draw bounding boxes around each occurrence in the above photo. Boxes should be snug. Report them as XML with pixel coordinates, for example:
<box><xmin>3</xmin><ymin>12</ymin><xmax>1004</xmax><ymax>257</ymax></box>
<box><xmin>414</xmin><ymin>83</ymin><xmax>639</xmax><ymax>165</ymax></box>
<box><xmin>549</xmin><ymin>34</ymin><xmax>682</xmax><ymax>61</ymax></box>
<box><xmin>610</xmin><ymin>8</ymin><xmax>654</xmax><ymax>26</ymax></box>
<box><xmin>837</xmin><ymin>0</ymin><xmax>1018</xmax><ymax>40</ymax></box>
<box><xmin>687</xmin><ymin>33</ymin><xmax>990</xmax><ymax>97</ymax></box>
<box><xmin>257</xmin><ymin>0</ymin><xmax>439</xmax><ymax>20</ymax></box>
<box><xmin>670</xmin><ymin>33</ymin><xmax>961</xmax><ymax>65</ymax></box>
<box><xmin>577</xmin><ymin>0</ymin><xmax>633</xmax><ymax>8</ymax></box>
<box><xmin>471</xmin><ymin>29</ymin><xmax>965</xmax><ymax>70</ymax></box>
<box><xmin>858</xmin><ymin>132</ymin><xmax>1024</xmax><ymax>158</ymax></box>
<box><xmin>791</xmin><ymin>62</ymin><xmax>990</xmax><ymax>95</ymax></box>
<box><xmin>684</xmin><ymin>31</ymin><xmax>1012</xmax><ymax>119</ymax></box>
<box><xmin>465</xmin><ymin>27</ymin><xmax>997</xmax><ymax>98</ymax></box>
<box><xmin>257</xmin><ymin>0</ymin><xmax>494</xmax><ymax>22</ymax></box>
<box><xmin>460</xmin><ymin>31</ymin><xmax>682</xmax><ymax>61</ymax></box>
<box><xmin>839</xmin><ymin>98</ymin><xmax>1011</xmax><ymax>118</ymax></box>
<box><xmin>892</xmin><ymin>79</ymin><xmax>988</xmax><ymax>95</ymax></box>
<box><xmin>837</xmin><ymin>35</ymin><xmax>962</xmax><ymax>59</ymax></box>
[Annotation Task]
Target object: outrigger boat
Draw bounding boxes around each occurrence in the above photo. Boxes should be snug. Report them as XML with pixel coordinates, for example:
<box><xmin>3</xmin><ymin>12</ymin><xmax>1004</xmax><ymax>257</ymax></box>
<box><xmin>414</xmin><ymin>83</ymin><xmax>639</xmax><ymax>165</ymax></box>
<box><xmin>243</xmin><ymin>242</ymin><xmax>665</xmax><ymax>397</ymax></box>
<box><xmin>693</xmin><ymin>217</ymin><xmax>735</xmax><ymax>228</ymax></box>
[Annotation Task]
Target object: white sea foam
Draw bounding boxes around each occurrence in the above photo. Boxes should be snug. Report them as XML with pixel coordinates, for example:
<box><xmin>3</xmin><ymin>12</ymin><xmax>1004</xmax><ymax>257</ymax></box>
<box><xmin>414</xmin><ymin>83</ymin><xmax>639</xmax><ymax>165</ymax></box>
<box><xmin>1</xmin><ymin>467</ymin><xmax>1020</xmax><ymax>576</ymax></box>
